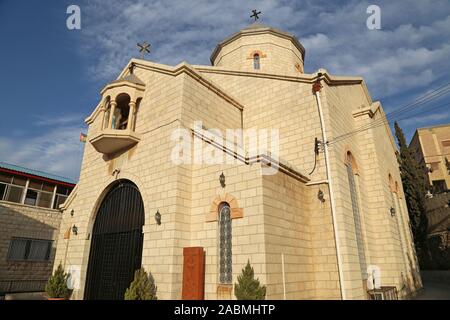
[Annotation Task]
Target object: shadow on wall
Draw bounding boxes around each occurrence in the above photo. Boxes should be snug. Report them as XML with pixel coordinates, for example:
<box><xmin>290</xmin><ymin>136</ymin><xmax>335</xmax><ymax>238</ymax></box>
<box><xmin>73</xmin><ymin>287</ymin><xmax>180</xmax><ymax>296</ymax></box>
<box><xmin>398</xmin><ymin>254</ymin><xmax>423</xmax><ymax>298</ymax></box>
<box><xmin>0</xmin><ymin>203</ymin><xmax>59</xmax><ymax>294</ymax></box>
<box><xmin>423</xmin><ymin>193</ymin><xmax>450</xmax><ymax>270</ymax></box>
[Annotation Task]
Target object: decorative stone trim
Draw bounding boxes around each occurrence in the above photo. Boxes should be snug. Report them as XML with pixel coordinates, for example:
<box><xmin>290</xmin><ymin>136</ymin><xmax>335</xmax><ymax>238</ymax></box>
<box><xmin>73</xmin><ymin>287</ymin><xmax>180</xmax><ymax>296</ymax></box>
<box><xmin>247</xmin><ymin>50</ymin><xmax>267</xmax><ymax>59</ymax></box>
<box><xmin>344</xmin><ymin>149</ymin><xmax>359</xmax><ymax>175</ymax></box>
<box><xmin>206</xmin><ymin>193</ymin><xmax>243</xmax><ymax>222</ymax></box>
<box><xmin>217</xmin><ymin>284</ymin><xmax>233</xmax><ymax>300</ymax></box>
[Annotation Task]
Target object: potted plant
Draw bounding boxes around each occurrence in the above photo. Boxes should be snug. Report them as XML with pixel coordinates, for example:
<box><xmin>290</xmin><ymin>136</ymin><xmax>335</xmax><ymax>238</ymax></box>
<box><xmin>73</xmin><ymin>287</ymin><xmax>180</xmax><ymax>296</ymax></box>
<box><xmin>45</xmin><ymin>263</ymin><xmax>69</xmax><ymax>300</ymax></box>
<box><xmin>124</xmin><ymin>268</ymin><xmax>157</xmax><ymax>300</ymax></box>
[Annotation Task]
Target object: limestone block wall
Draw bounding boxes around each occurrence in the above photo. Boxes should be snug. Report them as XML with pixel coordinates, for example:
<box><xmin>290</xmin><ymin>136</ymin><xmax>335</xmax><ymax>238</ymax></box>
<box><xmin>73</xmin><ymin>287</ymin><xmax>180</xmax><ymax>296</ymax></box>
<box><xmin>307</xmin><ymin>183</ymin><xmax>341</xmax><ymax>299</ymax></box>
<box><xmin>54</xmin><ymin>69</ymin><xmax>188</xmax><ymax>300</ymax></box>
<box><xmin>54</xmin><ymin>63</ymin><xmax>246</xmax><ymax>300</ymax></box>
<box><xmin>197</xmin><ymin>69</ymin><xmax>327</xmax><ymax>183</ymax></box>
<box><xmin>321</xmin><ymin>82</ymin><xmax>420</xmax><ymax>298</ymax></box>
<box><xmin>0</xmin><ymin>202</ymin><xmax>61</xmax><ymax>292</ymax></box>
<box><xmin>213</xmin><ymin>33</ymin><xmax>304</xmax><ymax>75</ymax></box>
<box><xmin>189</xmin><ymin>161</ymin><xmax>264</xmax><ymax>300</ymax></box>
<box><xmin>318</xmin><ymin>83</ymin><xmax>371</xmax><ymax>299</ymax></box>
<box><xmin>261</xmin><ymin>171</ymin><xmax>314</xmax><ymax>299</ymax></box>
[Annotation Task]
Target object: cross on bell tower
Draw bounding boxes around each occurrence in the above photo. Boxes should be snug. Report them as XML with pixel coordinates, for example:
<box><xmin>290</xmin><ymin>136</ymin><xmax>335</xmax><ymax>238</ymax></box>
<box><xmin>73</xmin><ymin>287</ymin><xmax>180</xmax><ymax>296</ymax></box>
<box><xmin>137</xmin><ymin>42</ymin><xmax>151</xmax><ymax>60</ymax></box>
<box><xmin>250</xmin><ymin>9</ymin><xmax>261</xmax><ymax>22</ymax></box>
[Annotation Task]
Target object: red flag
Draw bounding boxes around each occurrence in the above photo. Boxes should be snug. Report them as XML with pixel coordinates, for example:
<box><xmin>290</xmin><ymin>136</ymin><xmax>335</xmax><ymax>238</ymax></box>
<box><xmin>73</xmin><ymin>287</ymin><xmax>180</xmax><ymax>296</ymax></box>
<box><xmin>79</xmin><ymin>133</ymin><xmax>87</xmax><ymax>143</ymax></box>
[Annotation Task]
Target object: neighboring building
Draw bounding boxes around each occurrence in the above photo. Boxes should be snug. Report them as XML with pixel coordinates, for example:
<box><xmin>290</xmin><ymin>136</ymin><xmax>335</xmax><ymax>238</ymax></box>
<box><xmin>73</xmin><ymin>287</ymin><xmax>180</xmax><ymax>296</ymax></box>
<box><xmin>55</xmin><ymin>22</ymin><xmax>421</xmax><ymax>300</ymax></box>
<box><xmin>409</xmin><ymin>123</ymin><xmax>450</xmax><ymax>193</ymax></box>
<box><xmin>0</xmin><ymin>162</ymin><xmax>75</xmax><ymax>295</ymax></box>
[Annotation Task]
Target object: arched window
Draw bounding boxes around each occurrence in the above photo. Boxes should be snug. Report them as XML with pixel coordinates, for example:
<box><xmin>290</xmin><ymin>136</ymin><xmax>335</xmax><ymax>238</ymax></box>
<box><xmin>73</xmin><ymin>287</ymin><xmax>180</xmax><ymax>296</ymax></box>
<box><xmin>219</xmin><ymin>202</ymin><xmax>232</xmax><ymax>284</ymax></box>
<box><xmin>345</xmin><ymin>151</ymin><xmax>367</xmax><ymax>279</ymax></box>
<box><xmin>389</xmin><ymin>174</ymin><xmax>409</xmax><ymax>273</ymax></box>
<box><xmin>113</xmin><ymin>94</ymin><xmax>130</xmax><ymax>130</ymax></box>
<box><xmin>253</xmin><ymin>53</ymin><xmax>260</xmax><ymax>70</ymax></box>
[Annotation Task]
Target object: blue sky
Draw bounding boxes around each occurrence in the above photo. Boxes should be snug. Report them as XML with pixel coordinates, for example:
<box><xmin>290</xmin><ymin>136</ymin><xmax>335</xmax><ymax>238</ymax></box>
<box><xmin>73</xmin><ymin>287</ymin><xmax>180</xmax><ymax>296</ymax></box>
<box><xmin>1</xmin><ymin>0</ymin><xmax>450</xmax><ymax>181</ymax></box>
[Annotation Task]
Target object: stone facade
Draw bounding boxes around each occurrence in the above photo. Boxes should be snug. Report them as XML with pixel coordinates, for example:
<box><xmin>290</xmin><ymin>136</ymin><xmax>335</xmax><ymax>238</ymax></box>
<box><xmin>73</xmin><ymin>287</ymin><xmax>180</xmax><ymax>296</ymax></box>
<box><xmin>0</xmin><ymin>202</ymin><xmax>62</xmax><ymax>293</ymax></box>
<box><xmin>54</xmin><ymin>23</ymin><xmax>421</xmax><ymax>300</ymax></box>
<box><xmin>410</xmin><ymin>123</ymin><xmax>450</xmax><ymax>192</ymax></box>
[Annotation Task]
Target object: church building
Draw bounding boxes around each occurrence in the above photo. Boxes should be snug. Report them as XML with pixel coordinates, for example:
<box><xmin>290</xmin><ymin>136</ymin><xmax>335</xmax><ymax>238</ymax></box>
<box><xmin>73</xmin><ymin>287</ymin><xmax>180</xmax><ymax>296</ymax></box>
<box><xmin>54</xmin><ymin>21</ymin><xmax>422</xmax><ymax>300</ymax></box>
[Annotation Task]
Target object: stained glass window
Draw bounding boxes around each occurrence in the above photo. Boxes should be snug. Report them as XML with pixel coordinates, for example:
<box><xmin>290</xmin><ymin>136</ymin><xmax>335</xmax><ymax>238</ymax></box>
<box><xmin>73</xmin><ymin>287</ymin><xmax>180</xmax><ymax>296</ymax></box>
<box><xmin>219</xmin><ymin>202</ymin><xmax>232</xmax><ymax>283</ymax></box>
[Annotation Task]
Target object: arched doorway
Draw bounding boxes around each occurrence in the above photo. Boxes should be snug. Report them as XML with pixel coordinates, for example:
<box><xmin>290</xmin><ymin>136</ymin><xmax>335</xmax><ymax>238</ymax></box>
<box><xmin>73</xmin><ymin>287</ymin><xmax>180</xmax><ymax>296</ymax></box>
<box><xmin>84</xmin><ymin>181</ymin><xmax>145</xmax><ymax>300</ymax></box>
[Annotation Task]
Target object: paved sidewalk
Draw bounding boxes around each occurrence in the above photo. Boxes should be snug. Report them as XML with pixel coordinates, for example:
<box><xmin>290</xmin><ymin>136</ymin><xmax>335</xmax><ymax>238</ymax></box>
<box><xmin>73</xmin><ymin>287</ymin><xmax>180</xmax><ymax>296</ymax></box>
<box><xmin>413</xmin><ymin>281</ymin><xmax>450</xmax><ymax>300</ymax></box>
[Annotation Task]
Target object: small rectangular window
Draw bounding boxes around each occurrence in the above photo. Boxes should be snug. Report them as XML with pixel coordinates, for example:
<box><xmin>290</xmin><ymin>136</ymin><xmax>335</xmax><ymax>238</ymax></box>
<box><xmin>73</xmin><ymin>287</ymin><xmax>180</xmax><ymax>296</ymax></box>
<box><xmin>28</xmin><ymin>240</ymin><xmax>51</xmax><ymax>261</ymax></box>
<box><xmin>7</xmin><ymin>238</ymin><xmax>52</xmax><ymax>262</ymax></box>
<box><xmin>53</xmin><ymin>194</ymin><xmax>67</xmax><ymax>209</ymax></box>
<box><xmin>8</xmin><ymin>238</ymin><xmax>28</xmax><ymax>260</ymax></box>
<box><xmin>37</xmin><ymin>191</ymin><xmax>53</xmax><ymax>208</ymax></box>
<box><xmin>6</xmin><ymin>185</ymin><xmax>23</xmax><ymax>203</ymax></box>
<box><xmin>56</xmin><ymin>185</ymin><xmax>69</xmax><ymax>196</ymax></box>
<box><xmin>24</xmin><ymin>189</ymin><xmax>38</xmax><ymax>206</ymax></box>
<box><xmin>0</xmin><ymin>183</ymin><xmax>7</xmax><ymax>200</ymax></box>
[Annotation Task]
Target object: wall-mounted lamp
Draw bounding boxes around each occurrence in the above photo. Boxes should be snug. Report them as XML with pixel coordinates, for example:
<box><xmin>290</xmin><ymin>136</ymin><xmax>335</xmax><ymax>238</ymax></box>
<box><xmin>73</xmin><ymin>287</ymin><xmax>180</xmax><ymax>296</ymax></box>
<box><xmin>155</xmin><ymin>210</ymin><xmax>161</xmax><ymax>225</ymax></box>
<box><xmin>390</xmin><ymin>207</ymin><xmax>396</xmax><ymax>217</ymax></box>
<box><xmin>72</xmin><ymin>225</ymin><xmax>78</xmax><ymax>235</ymax></box>
<box><xmin>317</xmin><ymin>189</ymin><xmax>325</xmax><ymax>203</ymax></box>
<box><xmin>219</xmin><ymin>172</ymin><xmax>226</xmax><ymax>188</ymax></box>
<box><xmin>112</xmin><ymin>169</ymin><xmax>121</xmax><ymax>179</ymax></box>
<box><xmin>70</xmin><ymin>209</ymin><xmax>74</xmax><ymax>217</ymax></box>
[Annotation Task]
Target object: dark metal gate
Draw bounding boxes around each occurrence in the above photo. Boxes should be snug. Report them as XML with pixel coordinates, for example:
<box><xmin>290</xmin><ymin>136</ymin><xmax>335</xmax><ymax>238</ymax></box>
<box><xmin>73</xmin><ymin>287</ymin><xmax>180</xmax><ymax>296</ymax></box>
<box><xmin>84</xmin><ymin>181</ymin><xmax>145</xmax><ymax>300</ymax></box>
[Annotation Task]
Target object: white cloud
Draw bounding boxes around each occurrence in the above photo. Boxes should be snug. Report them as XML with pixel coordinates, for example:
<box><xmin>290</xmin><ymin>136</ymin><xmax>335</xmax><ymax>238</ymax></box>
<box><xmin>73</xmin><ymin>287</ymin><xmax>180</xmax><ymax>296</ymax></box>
<box><xmin>76</xmin><ymin>0</ymin><xmax>450</xmax><ymax>102</ymax></box>
<box><xmin>34</xmin><ymin>114</ymin><xmax>84</xmax><ymax>126</ymax></box>
<box><xmin>0</xmin><ymin>118</ymin><xmax>85</xmax><ymax>181</ymax></box>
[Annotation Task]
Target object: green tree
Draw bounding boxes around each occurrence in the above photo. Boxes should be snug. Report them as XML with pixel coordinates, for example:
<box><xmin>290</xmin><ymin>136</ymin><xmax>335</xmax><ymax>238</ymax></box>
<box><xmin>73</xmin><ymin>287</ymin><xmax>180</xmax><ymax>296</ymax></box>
<box><xmin>124</xmin><ymin>268</ymin><xmax>157</xmax><ymax>300</ymax></box>
<box><xmin>45</xmin><ymin>263</ymin><xmax>69</xmax><ymax>299</ymax></box>
<box><xmin>234</xmin><ymin>260</ymin><xmax>266</xmax><ymax>300</ymax></box>
<box><xmin>394</xmin><ymin>122</ymin><xmax>429</xmax><ymax>266</ymax></box>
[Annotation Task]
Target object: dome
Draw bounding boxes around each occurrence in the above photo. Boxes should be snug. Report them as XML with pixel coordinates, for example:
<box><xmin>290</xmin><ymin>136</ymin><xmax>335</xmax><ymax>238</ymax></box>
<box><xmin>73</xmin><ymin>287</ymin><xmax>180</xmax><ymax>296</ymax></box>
<box><xmin>210</xmin><ymin>22</ymin><xmax>306</xmax><ymax>74</ymax></box>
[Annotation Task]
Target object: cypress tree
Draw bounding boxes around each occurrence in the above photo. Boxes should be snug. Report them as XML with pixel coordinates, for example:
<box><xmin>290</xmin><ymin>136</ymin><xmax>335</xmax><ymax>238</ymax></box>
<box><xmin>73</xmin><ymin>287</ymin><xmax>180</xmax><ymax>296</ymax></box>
<box><xmin>234</xmin><ymin>260</ymin><xmax>266</xmax><ymax>300</ymax></box>
<box><xmin>394</xmin><ymin>122</ymin><xmax>429</xmax><ymax>265</ymax></box>
<box><xmin>124</xmin><ymin>268</ymin><xmax>157</xmax><ymax>300</ymax></box>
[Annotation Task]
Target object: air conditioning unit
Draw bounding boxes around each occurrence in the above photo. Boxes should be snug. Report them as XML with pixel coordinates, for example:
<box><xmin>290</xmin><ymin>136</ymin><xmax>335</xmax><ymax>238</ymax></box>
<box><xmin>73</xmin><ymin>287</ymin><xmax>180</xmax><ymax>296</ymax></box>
<box><xmin>367</xmin><ymin>286</ymin><xmax>398</xmax><ymax>300</ymax></box>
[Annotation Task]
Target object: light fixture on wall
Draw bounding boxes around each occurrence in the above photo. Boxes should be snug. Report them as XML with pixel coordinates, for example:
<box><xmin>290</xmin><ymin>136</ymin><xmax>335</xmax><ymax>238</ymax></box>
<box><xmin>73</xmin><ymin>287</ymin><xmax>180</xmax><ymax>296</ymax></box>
<box><xmin>219</xmin><ymin>172</ymin><xmax>226</xmax><ymax>188</ymax></box>
<box><xmin>155</xmin><ymin>210</ymin><xmax>161</xmax><ymax>225</ymax></box>
<box><xmin>317</xmin><ymin>189</ymin><xmax>325</xmax><ymax>203</ymax></box>
<box><xmin>112</xmin><ymin>169</ymin><xmax>120</xmax><ymax>179</ymax></box>
<box><xmin>70</xmin><ymin>209</ymin><xmax>74</xmax><ymax>217</ymax></box>
<box><xmin>390</xmin><ymin>207</ymin><xmax>396</xmax><ymax>217</ymax></box>
<box><xmin>72</xmin><ymin>225</ymin><xmax>78</xmax><ymax>235</ymax></box>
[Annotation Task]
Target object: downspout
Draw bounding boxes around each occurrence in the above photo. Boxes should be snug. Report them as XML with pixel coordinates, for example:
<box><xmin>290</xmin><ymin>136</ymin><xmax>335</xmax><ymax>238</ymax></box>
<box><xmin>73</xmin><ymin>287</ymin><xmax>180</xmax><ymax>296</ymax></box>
<box><xmin>313</xmin><ymin>71</ymin><xmax>346</xmax><ymax>300</ymax></box>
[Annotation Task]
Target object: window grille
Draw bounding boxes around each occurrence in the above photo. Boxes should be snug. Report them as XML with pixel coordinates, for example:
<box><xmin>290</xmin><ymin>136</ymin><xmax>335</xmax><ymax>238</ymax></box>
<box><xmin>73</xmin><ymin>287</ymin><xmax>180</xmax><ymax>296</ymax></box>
<box><xmin>219</xmin><ymin>203</ymin><xmax>232</xmax><ymax>284</ymax></box>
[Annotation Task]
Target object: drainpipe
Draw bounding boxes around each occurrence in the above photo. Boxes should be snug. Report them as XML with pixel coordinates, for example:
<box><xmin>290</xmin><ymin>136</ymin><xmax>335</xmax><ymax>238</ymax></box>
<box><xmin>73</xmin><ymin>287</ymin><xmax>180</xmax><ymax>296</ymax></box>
<box><xmin>312</xmin><ymin>70</ymin><xmax>346</xmax><ymax>300</ymax></box>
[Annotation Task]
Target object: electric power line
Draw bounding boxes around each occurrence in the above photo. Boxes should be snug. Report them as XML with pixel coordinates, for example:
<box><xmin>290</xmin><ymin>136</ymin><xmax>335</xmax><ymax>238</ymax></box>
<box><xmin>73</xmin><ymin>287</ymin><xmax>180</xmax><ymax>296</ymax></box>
<box><xmin>326</xmin><ymin>82</ymin><xmax>450</xmax><ymax>145</ymax></box>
